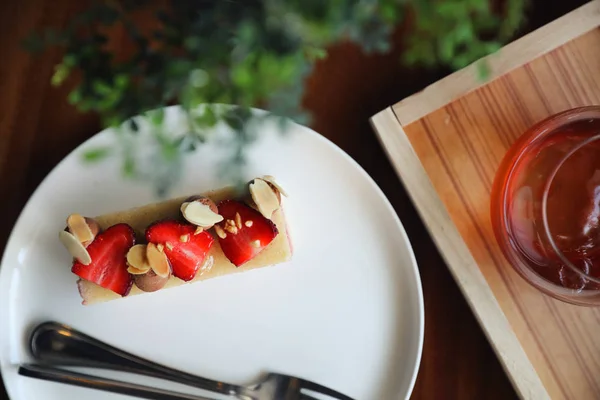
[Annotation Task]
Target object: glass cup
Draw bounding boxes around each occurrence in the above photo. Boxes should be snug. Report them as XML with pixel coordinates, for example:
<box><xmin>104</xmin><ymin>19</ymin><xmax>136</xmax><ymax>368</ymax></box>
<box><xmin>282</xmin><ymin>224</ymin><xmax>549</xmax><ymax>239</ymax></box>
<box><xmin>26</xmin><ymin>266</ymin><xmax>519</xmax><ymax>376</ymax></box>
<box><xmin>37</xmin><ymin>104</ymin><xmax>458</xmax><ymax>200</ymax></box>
<box><xmin>491</xmin><ymin>106</ymin><xmax>600</xmax><ymax>306</ymax></box>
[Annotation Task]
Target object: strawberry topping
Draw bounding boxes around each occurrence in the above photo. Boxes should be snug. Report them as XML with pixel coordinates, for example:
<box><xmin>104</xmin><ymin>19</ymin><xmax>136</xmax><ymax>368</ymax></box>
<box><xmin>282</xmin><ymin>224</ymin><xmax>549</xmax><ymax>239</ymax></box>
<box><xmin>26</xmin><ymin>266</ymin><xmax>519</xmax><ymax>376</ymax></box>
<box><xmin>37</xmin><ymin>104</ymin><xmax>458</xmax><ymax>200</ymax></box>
<box><xmin>216</xmin><ymin>200</ymin><xmax>278</xmax><ymax>267</ymax></box>
<box><xmin>72</xmin><ymin>223</ymin><xmax>135</xmax><ymax>296</ymax></box>
<box><xmin>145</xmin><ymin>220</ymin><xmax>214</xmax><ymax>281</ymax></box>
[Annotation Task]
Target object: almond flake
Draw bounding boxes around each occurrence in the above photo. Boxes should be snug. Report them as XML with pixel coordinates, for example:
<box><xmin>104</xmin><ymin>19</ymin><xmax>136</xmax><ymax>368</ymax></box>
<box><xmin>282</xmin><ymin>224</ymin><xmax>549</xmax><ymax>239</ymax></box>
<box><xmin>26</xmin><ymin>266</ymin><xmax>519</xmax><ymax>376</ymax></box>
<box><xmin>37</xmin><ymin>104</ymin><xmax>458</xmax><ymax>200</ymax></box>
<box><xmin>251</xmin><ymin>240</ymin><xmax>261</xmax><ymax>248</ymax></box>
<box><xmin>214</xmin><ymin>225</ymin><xmax>227</xmax><ymax>239</ymax></box>
<box><xmin>235</xmin><ymin>212</ymin><xmax>242</xmax><ymax>229</ymax></box>
<box><xmin>157</xmin><ymin>243</ymin><xmax>165</xmax><ymax>252</ymax></box>
<box><xmin>146</xmin><ymin>243</ymin><xmax>171</xmax><ymax>278</ymax></box>
<box><xmin>59</xmin><ymin>230</ymin><xmax>92</xmax><ymax>265</ymax></box>
<box><xmin>180</xmin><ymin>234</ymin><xmax>190</xmax><ymax>243</ymax></box>
<box><xmin>262</xmin><ymin>175</ymin><xmax>288</xmax><ymax>197</ymax></box>
<box><xmin>180</xmin><ymin>202</ymin><xmax>190</xmax><ymax>214</ymax></box>
<box><xmin>127</xmin><ymin>265</ymin><xmax>150</xmax><ymax>275</ymax></box>
<box><xmin>67</xmin><ymin>213</ymin><xmax>95</xmax><ymax>243</ymax></box>
<box><xmin>182</xmin><ymin>200</ymin><xmax>223</xmax><ymax>227</ymax></box>
<box><xmin>249</xmin><ymin>179</ymin><xmax>280</xmax><ymax>219</ymax></box>
<box><xmin>194</xmin><ymin>226</ymin><xmax>204</xmax><ymax>235</ymax></box>
<box><xmin>126</xmin><ymin>244</ymin><xmax>149</xmax><ymax>271</ymax></box>
<box><xmin>245</xmin><ymin>220</ymin><xmax>253</xmax><ymax>227</ymax></box>
<box><xmin>165</xmin><ymin>242</ymin><xmax>174</xmax><ymax>251</ymax></box>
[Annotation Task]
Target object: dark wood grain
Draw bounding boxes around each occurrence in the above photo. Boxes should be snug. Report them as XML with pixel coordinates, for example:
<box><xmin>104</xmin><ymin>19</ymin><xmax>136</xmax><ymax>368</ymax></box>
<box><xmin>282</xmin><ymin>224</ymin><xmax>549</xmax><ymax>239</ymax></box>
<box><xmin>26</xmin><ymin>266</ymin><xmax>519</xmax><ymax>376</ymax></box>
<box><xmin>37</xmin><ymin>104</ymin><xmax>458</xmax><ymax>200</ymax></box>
<box><xmin>0</xmin><ymin>1</ymin><xmax>584</xmax><ymax>399</ymax></box>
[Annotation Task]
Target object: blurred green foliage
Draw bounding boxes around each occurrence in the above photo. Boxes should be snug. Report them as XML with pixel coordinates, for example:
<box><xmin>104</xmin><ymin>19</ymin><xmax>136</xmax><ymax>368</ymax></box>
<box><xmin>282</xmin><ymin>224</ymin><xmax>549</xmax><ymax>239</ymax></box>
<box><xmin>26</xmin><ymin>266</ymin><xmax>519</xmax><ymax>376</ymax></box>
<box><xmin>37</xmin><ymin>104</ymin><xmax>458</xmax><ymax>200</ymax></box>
<box><xmin>25</xmin><ymin>0</ymin><xmax>528</xmax><ymax>196</ymax></box>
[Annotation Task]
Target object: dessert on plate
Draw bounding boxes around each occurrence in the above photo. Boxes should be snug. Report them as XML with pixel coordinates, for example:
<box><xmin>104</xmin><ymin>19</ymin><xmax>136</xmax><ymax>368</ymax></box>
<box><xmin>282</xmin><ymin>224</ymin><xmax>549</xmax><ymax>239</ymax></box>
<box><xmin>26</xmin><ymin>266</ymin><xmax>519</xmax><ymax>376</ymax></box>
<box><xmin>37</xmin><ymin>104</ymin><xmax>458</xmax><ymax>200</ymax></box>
<box><xmin>58</xmin><ymin>176</ymin><xmax>292</xmax><ymax>305</ymax></box>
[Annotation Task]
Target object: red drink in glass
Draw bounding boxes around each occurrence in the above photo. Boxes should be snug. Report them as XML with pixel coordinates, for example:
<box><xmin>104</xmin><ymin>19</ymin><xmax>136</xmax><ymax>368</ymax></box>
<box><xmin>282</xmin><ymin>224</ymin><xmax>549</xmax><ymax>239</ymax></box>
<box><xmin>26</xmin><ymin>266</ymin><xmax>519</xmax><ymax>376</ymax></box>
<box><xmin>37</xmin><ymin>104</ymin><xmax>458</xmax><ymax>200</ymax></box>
<box><xmin>491</xmin><ymin>106</ymin><xmax>600</xmax><ymax>305</ymax></box>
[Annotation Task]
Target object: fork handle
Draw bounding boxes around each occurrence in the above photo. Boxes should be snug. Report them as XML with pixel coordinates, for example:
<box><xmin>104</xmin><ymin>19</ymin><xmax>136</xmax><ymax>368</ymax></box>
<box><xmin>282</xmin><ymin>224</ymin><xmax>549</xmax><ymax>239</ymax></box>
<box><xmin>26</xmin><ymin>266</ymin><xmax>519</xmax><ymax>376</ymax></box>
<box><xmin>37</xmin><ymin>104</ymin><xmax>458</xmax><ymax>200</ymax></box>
<box><xmin>30</xmin><ymin>322</ymin><xmax>249</xmax><ymax>397</ymax></box>
<box><xmin>18</xmin><ymin>364</ymin><xmax>215</xmax><ymax>400</ymax></box>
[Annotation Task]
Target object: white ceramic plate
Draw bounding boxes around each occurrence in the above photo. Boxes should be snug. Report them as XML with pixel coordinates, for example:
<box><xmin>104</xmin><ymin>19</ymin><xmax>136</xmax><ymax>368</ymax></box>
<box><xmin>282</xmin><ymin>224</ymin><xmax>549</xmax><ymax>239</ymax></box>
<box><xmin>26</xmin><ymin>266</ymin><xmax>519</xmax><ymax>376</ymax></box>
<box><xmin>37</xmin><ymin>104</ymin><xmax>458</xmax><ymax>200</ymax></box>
<box><xmin>0</xmin><ymin>106</ymin><xmax>423</xmax><ymax>400</ymax></box>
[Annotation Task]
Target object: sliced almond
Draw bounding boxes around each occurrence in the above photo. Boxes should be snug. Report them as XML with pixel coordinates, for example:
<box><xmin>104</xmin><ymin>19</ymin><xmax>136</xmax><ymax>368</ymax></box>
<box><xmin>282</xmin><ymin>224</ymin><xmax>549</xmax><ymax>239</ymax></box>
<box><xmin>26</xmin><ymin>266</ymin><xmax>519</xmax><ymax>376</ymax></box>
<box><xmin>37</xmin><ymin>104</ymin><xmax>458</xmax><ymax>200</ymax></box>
<box><xmin>182</xmin><ymin>201</ymin><xmax>224</xmax><ymax>227</ymax></box>
<box><xmin>165</xmin><ymin>242</ymin><xmax>174</xmax><ymax>251</ymax></box>
<box><xmin>194</xmin><ymin>226</ymin><xmax>204</xmax><ymax>235</ymax></box>
<box><xmin>180</xmin><ymin>202</ymin><xmax>190</xmax><ymax>214</ymax></box>
<box><xmin>249</xmin><ymin>179</ymin><xmax>280</xmax><ymax>219</ymax></box>
<box><xmin>251</xmin><ymin>240</ymin><xmax>261</xmax><ymax>248</ymax></box>
<box><xmin>235</xmin><ymin>212</ymin><xmax>242</xmax><ymax>229</ymax></box>
<box><xmin>127</xmin><ymin>265</ymin><xmax>150</xmax><ymax>275</ymax></box>
<box><xmin>180</xmin><ymin>234</ymin><xmax>190</xmax><ymax>243</ymax></box>
<box><xmin>126</xmin><ymin>244</ymin><xmax>149</xmax><ymax>271</ymax></box>
<box><xmin>262</xmin><ymin>175</ymin><xmax>288</xmax><ymax>197</ymax></box>
<box><xmin>214</xmin><ymin>225</ymin><xmax>227</xmax><ymax>239</ymax></box>
<box><xmin>157</xmin><ymin>243</ymin><xmax>165</xmax><ymax>252</ymax></box>
<box><xmin>245</xmin><ymin>220</ymin><xmax>253</xmax><ymax>227</ymax></box>
<box><xmin>184</xmin><ymin>196</ymin><xmax>219</xmax><ymax>213</ymax></box>
<box><xmin>225</xmin><ymin>225</ymin><xmax>238</xmax><ymax>234</ymax></box>
<box><xmin>59</xmin><ymin>230</ymin><xmax>92</xmax><ymax>265</ymax></box>
<box><xmin>146</xmin><ymin>243</ymin><xmax>171</xmax><ymax>278</ymax></box>
<box><xmin>66</xmin><ymin>214</ymin><xmax>95</xmax><ymax>244</ymax></box>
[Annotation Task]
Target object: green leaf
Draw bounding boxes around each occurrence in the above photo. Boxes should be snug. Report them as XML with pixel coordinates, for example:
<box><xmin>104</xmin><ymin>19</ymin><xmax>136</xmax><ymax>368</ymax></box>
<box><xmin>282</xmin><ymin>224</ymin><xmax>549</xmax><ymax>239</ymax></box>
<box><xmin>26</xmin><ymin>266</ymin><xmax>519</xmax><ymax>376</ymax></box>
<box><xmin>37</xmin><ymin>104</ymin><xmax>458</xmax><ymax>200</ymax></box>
<box><xmin>51</xmin><ymin>63</ymin><xmax>71</xmax><ymax>86</ymax></box>
<box><xmin>92</xmin><ymin>79</ymin><xmax>113</xmax><ymax>95</ymax></box>
<box><xmin>195</xmin><ymin>106</ymin><xmax>218</xmax><ymax>128</ymax></box>
<box><xmin>122</xmin><ymin>155</ymin><xmax>135</xmax><ymax>177</ymax></box>
<box><xmin>305</xmin><ymin>46</ymin><xmax>327</xmax><ymax>61</ymax></box>
<box><xmin>477</xmin><ymin>60</ymin><xmax>491</xmax><ymax>81</ymax></box>
<box><xmin>114</xmin><ymin>74</ymin><xmax>129</xmax><ymax>89</ymax></box>
<box><xmin>148</xmin><ymin>108</ymin><xmax>165</xmax><ymax>125</ymax></box>
<box><xmin>379</xmin><ymin>2</ymin><xmax>399</xmax><ymax>23</ymax></box>
<box><xmin>82</xmin><ymin>147</ymin><xmax>112</xmax><ymax>162</ymax></box>
<box><xmin>67</xmin><ymin>88</ymin><xmax>82</xmax><ymax>105</ymax></box>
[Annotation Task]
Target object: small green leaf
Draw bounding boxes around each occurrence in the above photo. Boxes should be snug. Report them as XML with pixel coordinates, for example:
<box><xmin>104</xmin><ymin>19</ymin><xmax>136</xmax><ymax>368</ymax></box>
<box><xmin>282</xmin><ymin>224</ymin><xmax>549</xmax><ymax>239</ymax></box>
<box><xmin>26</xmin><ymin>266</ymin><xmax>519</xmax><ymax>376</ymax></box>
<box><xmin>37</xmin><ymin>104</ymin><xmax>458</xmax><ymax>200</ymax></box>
<box><xmin>476</xmin><ymin>60</ymin><xmax>491</xmax><ymax>81</ymax></box>
<box><xmin>189</xmin><ymin>69</ymin><xmax>209</xmax><ymax>88</ymax></box>
<box><xmin>67</xmin><ymin>89</ymin><xmax>81</xmax><ymax>105</ymax></box>
<box><xmin>379</xmin><ymin>2</ymin><xmax>399</xmax><ymax>23</ymax></box>
<box><xmin>195</xmin><ymin>106</ymin><xmax>218</xmax><ymax>127</ymax></box>
<box><xmin>51</xmin><ymin>63</ymin><xmax>71</xmax><ymax>86</ymax></box>
<box><xmin>114</xmin><ymin>74</ymin><xmax>129</xmax><ymax>89</ymax></box>
<box><xmin>82</xmin><ymin>147</ymin><xmax>112</xmax><ymax>162</ymax></box>
<box><xmin>63</xmin><ymin>54</ymin><xmax>77</xmax><ymax>67</ymax></box>
<box><xmin>148</xmin><ymin>108</ymin><xmax>165</xmax><ymax>125</ymax></box>
<box><xmin>305</xmin><ymin>46</ymin><xmax>327</xmax><ymax>61</ymax></box>
<box><xmin>123</xmin><ymin>156</ymin><xmax>135</xmax><ymax>177</ymax></box>
<box><xmin>103</xmin><ymin>115</ymin><xmax>123</xmax><ymax>128</ymax></box>
<box><xmin>92</xmin><ymin>80</ymin><xmax>112</xmax><ymax>96</ymax></box>
<box><xmin>161</xmin><ymin>141</ymin><xmax>179</xmax><ymax>161</ymax></box>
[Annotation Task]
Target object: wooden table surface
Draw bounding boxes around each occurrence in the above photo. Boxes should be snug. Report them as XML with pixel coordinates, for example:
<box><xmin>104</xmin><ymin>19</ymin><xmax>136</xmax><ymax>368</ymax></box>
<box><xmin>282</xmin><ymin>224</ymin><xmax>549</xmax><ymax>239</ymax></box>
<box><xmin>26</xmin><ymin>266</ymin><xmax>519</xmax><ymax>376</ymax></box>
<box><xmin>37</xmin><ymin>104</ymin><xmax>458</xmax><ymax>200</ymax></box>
<box><xmin>0</xmin><ymin>1</ymin><xmax>586</xmax><ymax>399</ymax></box>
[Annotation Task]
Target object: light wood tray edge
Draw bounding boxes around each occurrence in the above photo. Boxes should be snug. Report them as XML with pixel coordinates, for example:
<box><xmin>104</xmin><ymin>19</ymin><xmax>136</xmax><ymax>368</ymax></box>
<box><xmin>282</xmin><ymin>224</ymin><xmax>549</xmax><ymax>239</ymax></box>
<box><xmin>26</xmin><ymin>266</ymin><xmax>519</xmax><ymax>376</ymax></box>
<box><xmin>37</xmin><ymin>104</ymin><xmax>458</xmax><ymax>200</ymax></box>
<box><xmin>370</xmin><ymin>108</ymin><xmax>549</xmax><ymax>400</ymax></box>
<box><xmin>393</xmin><ymin>0</ymin><xmax>600</xmax><ymax>126</ymax></box>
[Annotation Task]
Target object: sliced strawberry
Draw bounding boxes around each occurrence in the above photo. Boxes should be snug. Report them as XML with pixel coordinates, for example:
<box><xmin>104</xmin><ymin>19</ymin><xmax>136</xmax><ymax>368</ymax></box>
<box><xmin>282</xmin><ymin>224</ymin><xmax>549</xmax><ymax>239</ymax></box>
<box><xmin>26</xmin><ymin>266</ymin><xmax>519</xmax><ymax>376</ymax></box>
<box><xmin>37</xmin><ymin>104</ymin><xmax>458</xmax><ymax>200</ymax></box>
<box><xmin>216</xmin><ymin>200</ymin><xmax>278</xmax><ymax>267</ymax></box>
<box><xmin>145</xmin><ymin>220</ymin><xmax>214</xmax><ymax>281</ymax></box>
<box><xmin>71</xmin><ymin>223</ymin><xmax>135</xmax><ymax>296</ymax></box>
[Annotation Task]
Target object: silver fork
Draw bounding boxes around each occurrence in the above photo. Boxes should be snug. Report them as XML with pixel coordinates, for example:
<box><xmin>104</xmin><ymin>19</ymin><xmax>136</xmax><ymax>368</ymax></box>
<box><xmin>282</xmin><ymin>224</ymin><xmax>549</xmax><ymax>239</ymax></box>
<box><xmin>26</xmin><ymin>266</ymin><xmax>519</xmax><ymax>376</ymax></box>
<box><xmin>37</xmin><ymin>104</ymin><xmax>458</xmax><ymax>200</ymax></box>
<box><xmin>29</xmin><ymin>321</ymin><xmax>355</xmax><ymax>400</ymax></box>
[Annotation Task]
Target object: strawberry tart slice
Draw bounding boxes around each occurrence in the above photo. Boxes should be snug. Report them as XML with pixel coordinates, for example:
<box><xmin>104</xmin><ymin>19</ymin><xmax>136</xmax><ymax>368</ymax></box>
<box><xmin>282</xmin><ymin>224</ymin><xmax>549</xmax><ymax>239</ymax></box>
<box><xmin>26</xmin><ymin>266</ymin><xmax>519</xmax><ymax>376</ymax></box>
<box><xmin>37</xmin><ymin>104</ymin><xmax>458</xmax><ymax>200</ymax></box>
<box><xmin>58</xmin><ymin>176</ymin><xmax>293</xmax><ymax>305</ymax></box>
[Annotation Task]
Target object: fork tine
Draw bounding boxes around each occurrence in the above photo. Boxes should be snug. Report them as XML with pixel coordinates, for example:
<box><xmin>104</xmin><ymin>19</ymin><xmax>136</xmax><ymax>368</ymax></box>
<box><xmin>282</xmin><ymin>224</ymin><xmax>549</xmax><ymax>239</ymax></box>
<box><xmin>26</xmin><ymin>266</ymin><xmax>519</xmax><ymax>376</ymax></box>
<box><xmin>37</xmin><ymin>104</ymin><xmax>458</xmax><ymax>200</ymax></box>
<box><xmin>299</xmin><ymin>380</ymin><xmax>355</xmax><ymax>400</ymax></box>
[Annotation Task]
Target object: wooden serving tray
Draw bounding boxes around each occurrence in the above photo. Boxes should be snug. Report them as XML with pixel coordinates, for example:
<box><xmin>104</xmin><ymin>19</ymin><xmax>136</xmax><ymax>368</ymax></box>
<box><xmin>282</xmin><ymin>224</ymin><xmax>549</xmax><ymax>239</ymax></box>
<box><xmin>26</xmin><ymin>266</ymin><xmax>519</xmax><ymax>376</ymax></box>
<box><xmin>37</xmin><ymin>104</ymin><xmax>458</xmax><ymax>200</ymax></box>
<box><xmin>370</xmin><ymin>2</ymin><xmax>600</xmax><ymax>399</ymax></box>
